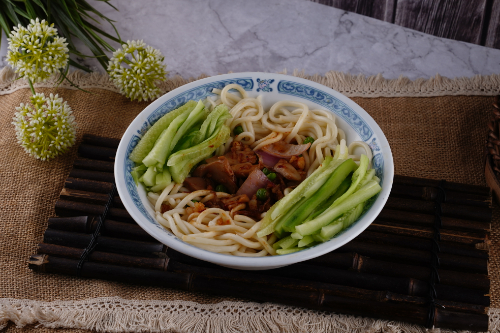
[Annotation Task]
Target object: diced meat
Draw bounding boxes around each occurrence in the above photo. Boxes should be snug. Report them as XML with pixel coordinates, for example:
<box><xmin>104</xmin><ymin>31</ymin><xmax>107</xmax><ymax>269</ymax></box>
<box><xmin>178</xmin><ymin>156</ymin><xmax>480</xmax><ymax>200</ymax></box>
<box><xmin>221</xmin><ymin>194</ymin><xmax>250</xmax><ymax>211</ymax></box>
<box><xmin>230</xmin><ymin>141</ymin><xmax>258</xmax><ymax>164</ymax></box>
<box><xmin>185</xmin><ymin>202</ymin><xmax>206</xmax><ymax>216</ymax></box>
<box><xmin>289</xmin><ymin>155</ymin><xmax>306</xmax><ymax>170</ymax></box>
<box><xmin>261</xmin><ymin>140</ymin><xmax>310</xmax><ymax>158</ymax></box>
<box><xmin>160</xmin><ymin>203</ymin><xmax>171</xmax><ymax>214</ymax></box>
<box><xmin>236</xmin><ymin>168</ymin><xmax>273</xmax><ymax>198</ymax></box>
<box><xmin>231</xmin><ymin>163</ymin><xmax>259</xmax><ymax>178</ymax></box>
<box><xmin>240</xmin><ymin>194</ymin><xmax>271</xmax><ymax>218</ymax></box>
<box><xmin>207</xmin><ymin>155</ymin><xmax>239</xmax><ymax>165</ymax></box>
<box><xmin>183</xmin><ymin>177</ymin><xmax>208</xmax><ymax>191</ymax></box>
<box><xmin>193</xmin><ymin>156</ymin><xmax>238</xmax><ymax>193</ymax></box>
<box><xmin>273</xmin><ymin>159</ymin><xmax>302</xmax><ymax>181</ymax></box>
<box><xmin>271</xmin><ymin>184</ymin><xmax>284</xmax><ymax>201</ymax></box>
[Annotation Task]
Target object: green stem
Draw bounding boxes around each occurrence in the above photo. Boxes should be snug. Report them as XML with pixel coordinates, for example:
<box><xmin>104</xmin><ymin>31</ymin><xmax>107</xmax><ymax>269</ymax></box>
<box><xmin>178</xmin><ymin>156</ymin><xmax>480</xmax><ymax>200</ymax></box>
<box><xmin>28</xmin><ymin>78</ymin><xmax>36</xmax><ymax>95</ymax></box>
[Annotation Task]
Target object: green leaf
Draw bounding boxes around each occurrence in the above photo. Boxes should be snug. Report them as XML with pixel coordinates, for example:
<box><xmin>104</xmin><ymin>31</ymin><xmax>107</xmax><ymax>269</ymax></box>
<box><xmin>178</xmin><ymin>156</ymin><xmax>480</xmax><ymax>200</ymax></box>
<box><xmin>30</xmin><ymin>0</ymin><xmax>48</xmax><ymax>16</ymax></box>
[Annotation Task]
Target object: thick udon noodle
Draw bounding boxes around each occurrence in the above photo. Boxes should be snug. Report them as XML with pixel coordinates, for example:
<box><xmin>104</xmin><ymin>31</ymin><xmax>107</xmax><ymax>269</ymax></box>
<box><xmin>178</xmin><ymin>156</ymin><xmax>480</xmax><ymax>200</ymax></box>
<box><xmin>151</xmin><ymin>84</ymin><xmax>372</xmax><ymax>256</ymax></box>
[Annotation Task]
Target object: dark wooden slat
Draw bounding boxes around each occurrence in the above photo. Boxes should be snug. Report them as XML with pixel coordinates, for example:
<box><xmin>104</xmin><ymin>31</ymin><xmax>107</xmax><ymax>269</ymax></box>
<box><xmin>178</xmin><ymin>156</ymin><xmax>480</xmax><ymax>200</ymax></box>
<box><xmin>310</xmin><ymin>0</ymin><xmax>396</xmax><ymax>22</ymax></box>
<box><xmin>394</xmin><ymin>0</ymin><xmax>488</xmax><ymax>44</ymax></box>
<box><xmin>485</xmin><ymin>0</ymin><xmax>500</xmax><ymax>48</ymax></box>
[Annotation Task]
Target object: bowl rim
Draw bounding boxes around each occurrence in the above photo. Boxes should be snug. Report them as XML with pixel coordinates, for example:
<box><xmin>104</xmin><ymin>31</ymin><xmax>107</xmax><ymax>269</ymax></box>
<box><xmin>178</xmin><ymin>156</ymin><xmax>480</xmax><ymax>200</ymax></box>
<box><xmin>115</xmin><ymin>72</ymin><xmax>394</xmax><ymax>269</ymax></box>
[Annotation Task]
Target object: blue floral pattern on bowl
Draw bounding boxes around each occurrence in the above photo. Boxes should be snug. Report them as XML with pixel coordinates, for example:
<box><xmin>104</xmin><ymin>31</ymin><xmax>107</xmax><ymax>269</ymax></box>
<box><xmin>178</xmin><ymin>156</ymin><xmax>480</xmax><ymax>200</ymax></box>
<box><xmin>256</xmin><ymin>78</ymin><xmax>275</xmax><ymax>92</ymax></box>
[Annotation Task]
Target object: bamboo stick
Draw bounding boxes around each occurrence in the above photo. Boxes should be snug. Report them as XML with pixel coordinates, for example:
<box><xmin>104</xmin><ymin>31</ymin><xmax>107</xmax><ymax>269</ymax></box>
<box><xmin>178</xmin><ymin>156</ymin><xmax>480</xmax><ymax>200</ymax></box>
<box><xmin>69</xmin><ymin>169</ymin><xmax>114</xmax><ymax>183</ymax></box>
<box><xmin>357</xmin><ymin>230</ymin><xmax>488</xmax><ymax>259</ymax></box>
<box><xmin>385</xmin><ymin>197</ymin><xmax>492</xmax><ymax>222</ymax></box>
<box><xmin>337</xmin><ymin>239</ymin><xmax>488</xmax><ymax>274</ymax></box>
<box><xmin>37</xmin><ymin>243</ymin><xmax>168</xmax><ymax>271</ymax></box>
<box><xmin>55</xmin><ymin>199</ymin><xmax>133</xmax><ymax>222</ymax></box>
<box><xmin>28</xmin><ymin>254</ymin><xmax>488</xmax><ymax>331</ymax></box>
<box><xmin>60</xmin><ymin>188</ymin><xmax>123</xmax><ymax>207</ymax></box>
<box><xmin>369</xmin><ymin>220</ymin><xmax>489</xmax><ymax>247</ymax></box>
<box><xmin>378</xmin><ymin>208</ymin><xmax>491</xmax><ymax>232</ymax></box>
<box><xmin>73</xmin><ymin>157</ymin><xmax>114</xmax><ymax>173</ymax></box>
<box><xmin>78</xmin><ymin>144</ymin><xmax>116</xmax><ymax>162</ymax></box>
<box><xmin>393</xmin><ymin>175</ymin><xmax>490</xmax><ymax>197</ymax></box>
<box><xmin>82</xmin><ymin>134</ymin><xmax>120</xmax><ymax>149</ymax></box>
<box><xmin>65</xmin><ymin>177</ymin><xmax>114</xmax><ymax>194</ymax></box>
<box><xmin>47</xmin><ymin>216</ymin><xmax>154</xmax><ymax>241</ymax></box>
<box><xmin>43</xmin><ymin>229</ymin><xmax>166</xmax><ymax>258</ymax></box>
<box><xmin>390</xmin><ymin>183</ymin><xmax>491</xmax><ymax>207</ymax></box>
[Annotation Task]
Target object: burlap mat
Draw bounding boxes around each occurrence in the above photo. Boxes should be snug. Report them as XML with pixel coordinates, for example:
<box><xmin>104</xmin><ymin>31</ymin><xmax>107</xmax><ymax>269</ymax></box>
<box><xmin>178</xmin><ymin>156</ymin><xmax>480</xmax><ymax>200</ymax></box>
<box><xmin>1</xmin><ymin>68</ymin><xmax>500</xmax><ymax>332</ymax></box>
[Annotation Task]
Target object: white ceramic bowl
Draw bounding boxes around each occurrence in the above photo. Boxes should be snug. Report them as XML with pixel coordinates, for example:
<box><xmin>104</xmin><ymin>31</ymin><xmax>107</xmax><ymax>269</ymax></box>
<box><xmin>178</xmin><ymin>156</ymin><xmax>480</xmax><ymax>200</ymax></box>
<box><xmin>115</xmin><ymin>72</ymin><xmax>394</xmax><ymax>270</ymax></box>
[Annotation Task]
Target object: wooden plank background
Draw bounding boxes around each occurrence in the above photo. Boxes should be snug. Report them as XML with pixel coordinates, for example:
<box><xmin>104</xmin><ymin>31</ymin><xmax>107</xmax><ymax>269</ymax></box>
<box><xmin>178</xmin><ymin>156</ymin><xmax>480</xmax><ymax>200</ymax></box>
<box><xmin>310</xmin><ymin>0</ymin><xmax>500</xmax><ymax>49</ymax></box>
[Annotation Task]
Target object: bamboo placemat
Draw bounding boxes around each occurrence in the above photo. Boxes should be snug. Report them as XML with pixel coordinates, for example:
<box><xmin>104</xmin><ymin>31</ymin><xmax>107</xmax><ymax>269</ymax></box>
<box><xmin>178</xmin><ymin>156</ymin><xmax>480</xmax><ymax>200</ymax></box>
<box><xmin>1</xmin><ymin>69</ymin><xmax>500</xmax><ymax>332</ymax></box>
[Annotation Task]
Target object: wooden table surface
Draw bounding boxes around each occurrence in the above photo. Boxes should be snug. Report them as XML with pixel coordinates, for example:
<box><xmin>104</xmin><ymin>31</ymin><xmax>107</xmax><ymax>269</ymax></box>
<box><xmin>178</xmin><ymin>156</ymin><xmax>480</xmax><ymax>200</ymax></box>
<box><xmin>311</xmin><ymin>0</ymin><xmax>500</xmax><ymax>49</ymax></box>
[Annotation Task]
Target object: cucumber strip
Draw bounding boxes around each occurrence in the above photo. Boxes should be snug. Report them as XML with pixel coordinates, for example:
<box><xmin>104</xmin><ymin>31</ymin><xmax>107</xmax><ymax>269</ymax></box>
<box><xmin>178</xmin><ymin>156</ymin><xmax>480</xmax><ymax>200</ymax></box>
<box><xmin>270</xmin><ymin>156</ymin><xmax>333</xmax><ymax>220</ymax></box>
<box><xmin>256</xmin><ymin>213</ymin><xmax>282</xmax><ymax>238</ymax></box>
<box><xmin>195</xmin><ymin>104</ymin><xmax>230</xmax><ymax>144</ymax></box>
<box><xmin>319</xmin><ymin>221</ymin><xmax>343</xmax><ymax>241</ymax></box>
<box><xmin>131</xmin><ymin>164</ymin><xmax>147</xmax><ymax>185</ymax></box>
<box><xmin>142</xmin><ymin>109</ymin><xmax>191</xmax><ymax>167</ymax></box>
<box><xmin>167</xmin><ymin>124</ymin><xmax>230</xmax><ymax>167</ymax></box>
<box><xmin>282</xmin><ymin>159</ymin><xmax>357</xmax><ymax>232</ymax></box>
<box><xmin>169</xmin><ymin>126</ymin><xmax>230</xmax><ymax>184</ymax></box>
<box><xmin>312</xmin><ymin>233</ymin><xmax>328</xmax><ymax>243</ymax></box>
<box><xmin>169</xmin><ymin>100</ymin><xmax>206</xmax><ymax>155</ymax></box>
<box><xmin>342</xmin><ymin>202</ymin><xmax>365</xmax><ymax>229</ymax></box>
<box><xmin>172</xmin><ymin>130</ymin><xmax>200</xmax><ymax>153</ymax></box>
<box><xmin>357</xmin><ymin>168</ymin><xmax>375</xmax><ymax>190</ymax></box>
<box><xmin>298</xmin><ymin>235</ymin><xmax>315</xmax><ymax>247</ymax></box>
<box><xmin>318</xmin><ymin>202</ymin><xmax>365</xmax><ymax>241</ymax></box>
<box><xmin>272</xmin><ymin>235</ymin><xmax>292</xmax><ymax>250</ymax></box>
<box><xmin>291</xmin><ymin>232</ymin><xmax>303</xmax><ymax>240</ymax></box>
<box><xmin>276</xmin><ymin>247</ymin><xmax>302</xmax><ymax>255</ymax></box>
<box><xmin>280</xmin><ymin>237</ymin><xmax>299</xmax><ymax>250</ymax></box>
<box><xmin>129</xmin><ymin>100</ymin><xmax>198</xmax><ymax>163</ymax></box>
<box><xmin>275</xmin><ymin>196</ymin><xmax>308</xmax><ymax>234</ymax></box>
<box><xmin>142</xmin><ymin>166</ymin><xmax>157</xmax><ymax>187</ymax></box>
<box><xmin>150</xmin><ymin>168</ymin><xmax>172</xmax><ymax>193</ymax></box>
<box><xmin>295</xmin><ymin>180</ymin><xmax>381</xmax><ymax>236</ymax></box>
<box><xmin>307</xmin><ymin>176</ymin><xmax>352</xmax><ymax>221</ymax></box>
<box><xmin>332</xmin><ymin>154</ymin><xmax>369</xmax><ymax>207</ymax></box>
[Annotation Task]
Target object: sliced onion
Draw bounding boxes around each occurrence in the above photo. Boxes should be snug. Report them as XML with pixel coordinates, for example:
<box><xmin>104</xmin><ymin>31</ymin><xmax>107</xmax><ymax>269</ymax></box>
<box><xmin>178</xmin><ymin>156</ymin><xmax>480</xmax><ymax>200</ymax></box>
<box><xmin>256</xmin><ymin>150</ymin><xmax>281</xmax><ymax>168</ymax></box>
<box><xmin>236</xmin><ymin>168</ymin><xmax>273</xmax><ymax>198</ymax></box>
<box><xmin>261</xmin><ymin>141</ymin><xmax>311</xmax><ymax>159</ymax></box>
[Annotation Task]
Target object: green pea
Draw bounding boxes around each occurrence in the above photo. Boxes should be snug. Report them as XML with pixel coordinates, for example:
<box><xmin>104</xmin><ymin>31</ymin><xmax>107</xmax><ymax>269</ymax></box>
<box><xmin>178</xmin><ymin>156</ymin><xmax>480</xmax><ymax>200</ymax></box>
<box><xmin>234</xmin><ymin>126</ymin><xmax>244</xmax><ymax>135</ymax></box>
<box><xmin>303</xmin><ymin>137</ymin><xmax>315</xmax><ymax>145</ymax></box>
<box><xmin>215</xmin><ymin>184</ymin><xmax>228</xmax><ymax>193</ymax></box>
<box><xmin>262</xmin><ymin>167</ymin><xmax>270</xmax><ymax>175</ymax></box>
<box><xmin>267</xmin><ymin>172</ymin><xmax>277</xmax><ymax>181</ymax></box>
<box><xmin>256</xmin><ymin>188</ymin><xmax>268</xmax><ymax>201</ymax></box>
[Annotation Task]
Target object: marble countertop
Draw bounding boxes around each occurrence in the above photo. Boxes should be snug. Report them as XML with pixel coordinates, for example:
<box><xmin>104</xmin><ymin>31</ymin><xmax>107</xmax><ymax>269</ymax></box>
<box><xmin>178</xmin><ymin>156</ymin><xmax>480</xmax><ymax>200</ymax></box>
<box><xmin>1</xmin><ymin>0</ymin><xmax>500</xmax><ymax>80</ymax></box>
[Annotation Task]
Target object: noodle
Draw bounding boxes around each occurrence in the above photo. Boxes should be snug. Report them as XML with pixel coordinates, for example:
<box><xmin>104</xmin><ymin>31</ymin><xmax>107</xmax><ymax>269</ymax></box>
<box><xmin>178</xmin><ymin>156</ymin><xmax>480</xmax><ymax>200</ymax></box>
<box><xmin>150</xmin><ymin>84</ymin><xmax>371</xmax><ymax>256</ymax></box>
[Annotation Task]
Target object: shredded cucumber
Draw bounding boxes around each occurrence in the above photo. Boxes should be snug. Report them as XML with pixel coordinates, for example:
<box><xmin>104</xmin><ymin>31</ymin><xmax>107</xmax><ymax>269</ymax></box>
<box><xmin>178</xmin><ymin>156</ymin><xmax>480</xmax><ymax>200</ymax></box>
<box><xmin>295</xmin><ymin>180</ymin><xmax>381</xmax><ymax>236</ymax></box>
<box><xmin>270</xmin><ymin>156</ymin><xmax>333</xmax><ymax>220</ymax></box>
<box><xmin>169</xmin><ymin>125</ymin><xmax>230</xmax><ymax>184</ymax></box>
<box><xmin>129</xmin><ymin>100</ymin><xmax>197</xmax><ymax>163</ymax></box>
<box><xmin>282</xmin><ymin>159</ymin><xmax>356</xmax><ymax>232</ymax></box>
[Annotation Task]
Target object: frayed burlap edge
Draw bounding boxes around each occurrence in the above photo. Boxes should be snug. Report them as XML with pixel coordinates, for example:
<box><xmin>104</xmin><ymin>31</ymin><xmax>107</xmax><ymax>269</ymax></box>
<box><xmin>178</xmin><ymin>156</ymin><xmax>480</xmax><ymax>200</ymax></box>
<box><xmin>1</xmin><ymin>66</ymin><xmax>500</xmax><ymax>98</ymax></box>
<box><xmin>1</xmin><ymin>297</ymin><xmax>496</xmax><ymax>333</ymax></box>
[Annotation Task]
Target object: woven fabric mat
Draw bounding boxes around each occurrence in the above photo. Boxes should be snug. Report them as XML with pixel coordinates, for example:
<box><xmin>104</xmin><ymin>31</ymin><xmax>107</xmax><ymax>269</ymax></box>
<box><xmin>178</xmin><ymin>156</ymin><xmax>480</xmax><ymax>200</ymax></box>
<box><xmin>0</xmin><ymin>72</ymin><xmax>499</xmax><ymax>332</ymax></box>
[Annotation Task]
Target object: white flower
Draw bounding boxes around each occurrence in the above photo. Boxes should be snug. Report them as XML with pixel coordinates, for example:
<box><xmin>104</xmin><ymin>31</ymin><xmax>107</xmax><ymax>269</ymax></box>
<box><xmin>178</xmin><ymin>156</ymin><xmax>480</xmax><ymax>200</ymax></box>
<box><xmin>12</xmin><ymin>93</ymin><xmax>77</xmax><ymax>161</ymax></box>
<box><xmin>6</xmin><ymin>18</ymin><xmax>69</xmax><ymax>83</ymax></box>
<box><xmin>108</xmin><ymin>40</ymin><xmax>167</xmax><ymax>101</ymax></box>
